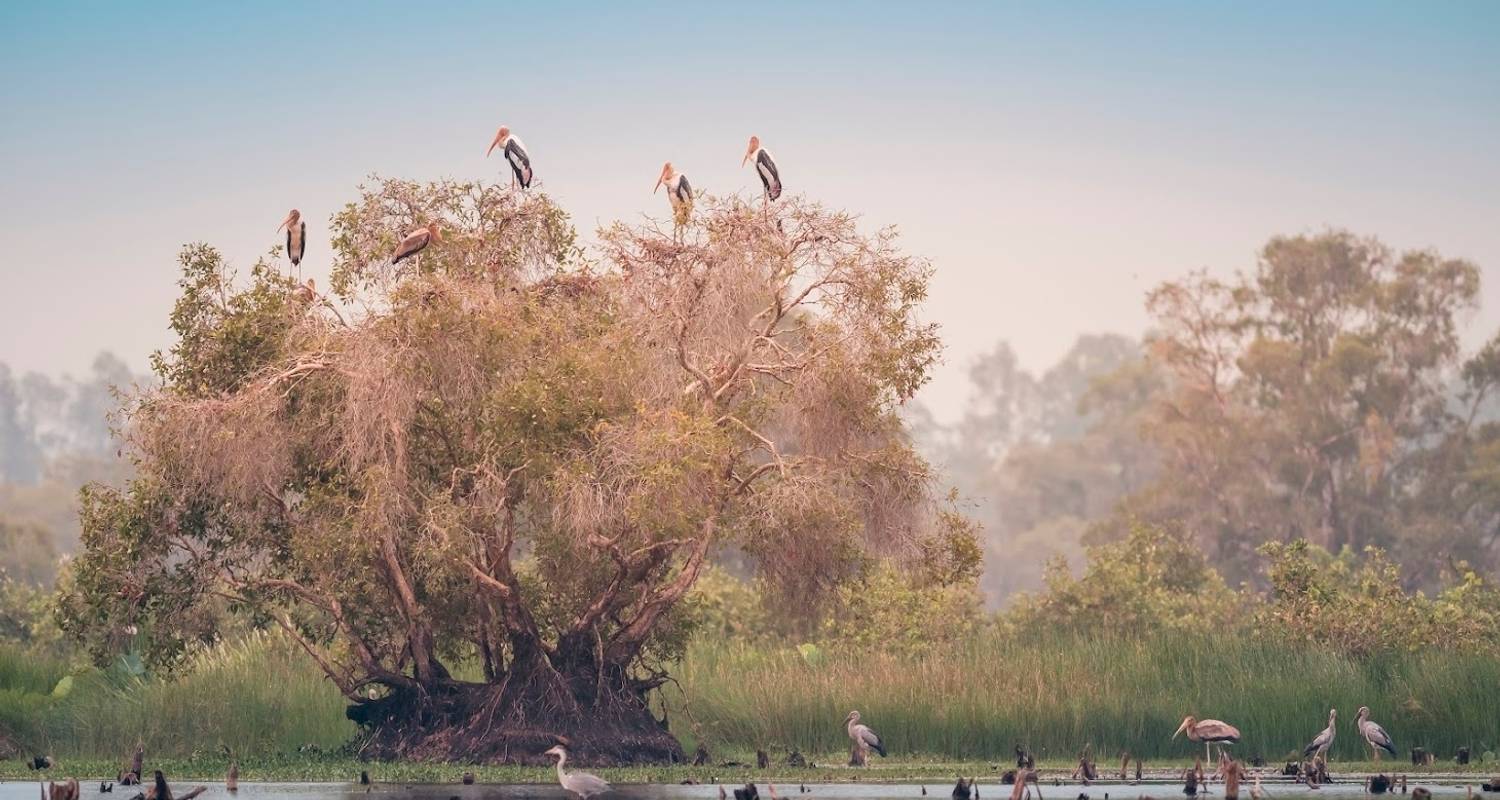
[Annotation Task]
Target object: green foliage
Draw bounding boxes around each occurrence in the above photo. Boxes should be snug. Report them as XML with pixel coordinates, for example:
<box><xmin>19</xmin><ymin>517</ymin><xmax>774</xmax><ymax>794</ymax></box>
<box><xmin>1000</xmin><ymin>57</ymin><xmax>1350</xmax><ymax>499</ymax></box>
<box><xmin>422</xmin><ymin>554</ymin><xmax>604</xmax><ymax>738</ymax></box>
<box><xmin>149</xmin><ymin>244</ymin><xmax>301</xmax><ymax>397</ymax></box>
<box><xmin>673</xmin><ymin>628</ymin><xmax>1500</xmax><ymax>760</ymax></box>
<box><xmin>1259</xmin><ymin>540</ymin><xmax>1500</xmax><ymax>656</ymax></box>
<box><xmin>1006</xmin><ymin>521</ymin><xmax>1242</xmax><ymax>636</ymax></box>
<box><xmin>819</xmin><ymin>563</ymin><xmax>986</xmax><ymax>655</ymax></box>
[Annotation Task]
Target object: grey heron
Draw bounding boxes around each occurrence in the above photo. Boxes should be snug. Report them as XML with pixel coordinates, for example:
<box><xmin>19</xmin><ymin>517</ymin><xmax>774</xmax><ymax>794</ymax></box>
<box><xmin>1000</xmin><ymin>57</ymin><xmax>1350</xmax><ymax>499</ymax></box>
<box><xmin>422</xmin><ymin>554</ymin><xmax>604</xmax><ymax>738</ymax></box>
<box><xmin>844</xmin><ymin>710</ymin><xmax>888</xmax><ymax>759</ymax></box>
<box><xmin>1355</xmin><ymin>706</ymin><xmax>1397</xmax><ymax>761</ymax></box>
<box><xmin>1303</xmin><ymin>708</ymin><xmax>1337</xmax><ymax>759</ymax></box>
<box><xmin>1173</xmin><ymin>715</ymin><xmax>1241</xmax><ymax>762</ymax></box>
<box><xmin>544</xmin><ymin>746</ymin><xmax>610</xmax><ymax>799</ymax></box>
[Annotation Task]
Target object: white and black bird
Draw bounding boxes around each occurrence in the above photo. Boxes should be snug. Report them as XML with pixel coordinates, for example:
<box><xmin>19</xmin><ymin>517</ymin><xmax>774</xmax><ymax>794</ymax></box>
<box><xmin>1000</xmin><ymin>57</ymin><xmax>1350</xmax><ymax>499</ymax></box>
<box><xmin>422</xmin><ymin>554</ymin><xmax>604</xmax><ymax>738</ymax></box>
<box><xmin>845</xmin><ymin>710</ymin><xmax>887</xmax><ymax>759</ymax></box>
<box><xmin>1303</xmin><ymin>708</ymin><xmax>1337</xmax><ymax>759</ymax></box>
<box><xmin>654</xmin><ymin>161</ymin><xmax>693</xmax><ymax>227</ymax></box>
<box><xmin>1356</xmin><ymin>706</ymin><xmax>1397</xmax><ymax>760</ymax></box>
<box><xmin>544</xmin><ymin>746</ymin><xmax>610</xmax><ymax>799</ymax></box>
<box><xmin>277</xmin><ymin>209</ymin><xmax>306</xmax><ymax>274</ymax></box>
<box><xmin>391</xmin><ymin>221</ymin><xmax>442</xmax><ymax>265</ymax></box>
<box><xmin>741</xmin><ymin>135</ymin><xmax>782</xmax><ymax>203</ymax></box>
<box><xmin>487</xmin><ymin>125</ymin><xmax>534</xmax><ymax>189</ymax></box>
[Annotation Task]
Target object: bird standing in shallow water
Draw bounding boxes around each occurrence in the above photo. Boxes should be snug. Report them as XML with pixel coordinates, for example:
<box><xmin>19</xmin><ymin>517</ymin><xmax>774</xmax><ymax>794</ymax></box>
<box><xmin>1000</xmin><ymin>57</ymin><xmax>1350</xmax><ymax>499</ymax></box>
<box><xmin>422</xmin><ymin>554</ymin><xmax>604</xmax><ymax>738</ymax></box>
<box><xmin>544</xmin><ymin>746</ymin><xmax>610</xmax><ymax>799</ymax></box>
<box><xmin>1356</xmin><ymin>706</ymin><xmax>1397</xmax><ymax>761</ymax></box>
<box><xmin>1303</xmin><ymin>708</ymin><xmax>1337</xmax><ymax>760</ymax></box>
<box><xmin>1174</xmin><ymin>715</ymin><xmax>1241</xmax><ymax>763</ymax></box>
<box><xmin>845</xmin><ymin>710</ymin><xmax>888</xmax><ymax>760</ymax></box>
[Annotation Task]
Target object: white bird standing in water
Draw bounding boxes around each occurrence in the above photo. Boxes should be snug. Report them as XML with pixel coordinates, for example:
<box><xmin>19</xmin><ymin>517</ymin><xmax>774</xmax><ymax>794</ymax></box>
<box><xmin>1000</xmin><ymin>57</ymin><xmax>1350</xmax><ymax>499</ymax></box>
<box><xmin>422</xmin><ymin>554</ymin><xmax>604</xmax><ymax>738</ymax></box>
<box><xmin>487</xmin><ymin>124</ymin><xmax>534</xmax><ymax>189</ymax></box>
<box><xmin>277</xmin><ymin>209</ymin><xmax>306</xmax><ymax>276</ymax></box>
<box><xmin>1303</xmin><ymin>708</ymin><xmax>1337</xmax><ymax>759</ymax></box>
<box><xmin>544</xmin><ymin>746</ymin><xmax>610</xmax><ymax>799</ymax></box>
<box><xmin>654</xmin><ymin>161</ymin><xmax>694</xmax><ymax>229</ymax></box>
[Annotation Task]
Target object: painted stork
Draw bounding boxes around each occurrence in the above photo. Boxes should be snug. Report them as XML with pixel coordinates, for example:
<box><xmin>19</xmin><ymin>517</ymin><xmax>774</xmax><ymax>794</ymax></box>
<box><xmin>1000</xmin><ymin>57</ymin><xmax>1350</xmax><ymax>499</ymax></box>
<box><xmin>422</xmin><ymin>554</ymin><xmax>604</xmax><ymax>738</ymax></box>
<box><xmin>845</xmin><ymin>710</ymin><xmax>888</xmax><ymax>759</ymax></box>
<box><xmin>1356</xmin><ymin>706</ymin><xmax>1397</xmax><ymax>760</ymax></box>
<box><xmin>543</xmin><ymin>746</ymin><xmax>610</xmax><ymax>799</ymax></box>
<box><xmin>654</xmin><ymin>162</ymin><xmax>693</xmax><ymax>228</ymax></box>
<box><xmin>391</xmin><ymin>222</ymin><xmax>442</xmax><ymax>265</ymax></box>
<box><xmin>1173</xmin><ymin>715</ymin><xmax>1241</xmax><ymax>762</ymax></box>
<box><xmin>277</xmin><ymin>209</ymin><xmax>306</xmax><ymax>274</ymax></box>
<box><xmin>742</xmin><ymin>135</ymin><xmax>782</xmax><ymax>203</ymax></box>
<box><xmin>1303</xmin><ymin>708</ymin><xmax>1337</xmax><ymax>759</ymax></box>
<box><xmin>487</xmin><ymin>125</ymin><xmax>534</xmax><ymax>189</ymax></box>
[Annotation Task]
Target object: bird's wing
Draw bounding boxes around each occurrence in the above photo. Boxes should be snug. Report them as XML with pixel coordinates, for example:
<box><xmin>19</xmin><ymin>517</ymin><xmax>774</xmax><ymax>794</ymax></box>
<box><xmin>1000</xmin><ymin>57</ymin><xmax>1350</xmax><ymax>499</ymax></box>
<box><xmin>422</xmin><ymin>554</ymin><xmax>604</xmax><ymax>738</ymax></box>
<box><xmin>757</xmin><ymin>149</ymin><xmax>782</xmax><ymax>199</ymax></box>
<box><xmin>575</xmin><ymin>773</ymin><xmax>611</xmax><ymax>795</ymax></box>
<box><xmin>392</xmin><ymin>230</ymin><xmax>428</xmax><ymax>262</ymax></box>
<box><xmin>1304</xmin><ymin>728</ymin><xmax>1333</xmax><ymax>755</ymax></box>
<box><xmin>676</xmin><ymin>175</ymin><xmax>693</xmax><ymax>202</ymax></box>
<box><xmin>507</xmin><ymin>138</ymin><xmax>533</xmax><ymax>185</ymax></box>
<box><xmin>1365</xmin><ymin>721</ymin><xmax>1395</xmax><ymax>750</ymax></box>
<box><xmin>856</xmin><ymin>724</ymin><xmax>883</xmax><ymax>748</ymax></box>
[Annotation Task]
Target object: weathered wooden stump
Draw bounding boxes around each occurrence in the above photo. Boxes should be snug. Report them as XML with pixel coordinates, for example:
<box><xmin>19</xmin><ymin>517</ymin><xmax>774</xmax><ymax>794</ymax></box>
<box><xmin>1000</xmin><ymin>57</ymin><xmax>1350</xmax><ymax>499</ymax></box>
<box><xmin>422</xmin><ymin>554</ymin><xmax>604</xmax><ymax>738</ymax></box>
<box><xmin>756</xmin><ymin>750</ymin><xmax>770</xmax><ymax>769</ymax></box>
<box><xmin>952</xmin><ymin>778</ymin><xmax>973</xmax><ymax>800</ymax></box>
<box><xmin>693</xmin><ymin>745</ymin><xmax>711</xmax><ymax>766</ymax></box>
<box><xmin>1457</xmin><ymin>748</ymin><xmax>1471</xmax><ymax>765</ymax></box>
<box><xmin>785</xmin><ymin>750</ymin><xmax>806</xmax><ymax>767</ymax></box>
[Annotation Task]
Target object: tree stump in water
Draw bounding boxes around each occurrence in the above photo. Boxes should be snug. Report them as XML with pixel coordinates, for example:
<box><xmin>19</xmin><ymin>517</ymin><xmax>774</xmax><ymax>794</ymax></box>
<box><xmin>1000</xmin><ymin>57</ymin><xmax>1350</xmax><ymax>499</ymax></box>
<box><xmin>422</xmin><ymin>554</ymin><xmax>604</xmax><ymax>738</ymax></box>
<box><xmin>1135</xmin><ymin>759</ymin><xmax>1144</xmax><ymax>784</ymax></box>
<box><xmin>1410</xmin><ymin>748</ymin><xmax>1427</xmax><ymax>766</ymax></box>
<box><xmin>1412</xmin><ymin>788</ymin><xmax>1432</xmax><ymax>800</ymax></box>
<box><xmin>1458</xmin><ymin>748</ymin><xmax>1471</xmax><ymax>765</ymax></box>
<box><xmin>952</xmin><ymin>778</ymin><xmax>972</xmax><ymax>800</ymax></box>
<box><xmin>1223</xmin><ymin>759</ymin><xmax>1242</xmax><ymax>800</ymax></box>
<box><xmin>1182</xmin><ymin>768</ymin><xmax>1199</xmax><ymax>797</ymax></box>
<box><xmin>1368</xmin><ymin>774</ymin><xmax>1392</xmax><ymax>794</ymax></box>
<box><xmin>848</xmin><ymin>746</ymin><xmax>867</xmax><ymax>767</ymax></box>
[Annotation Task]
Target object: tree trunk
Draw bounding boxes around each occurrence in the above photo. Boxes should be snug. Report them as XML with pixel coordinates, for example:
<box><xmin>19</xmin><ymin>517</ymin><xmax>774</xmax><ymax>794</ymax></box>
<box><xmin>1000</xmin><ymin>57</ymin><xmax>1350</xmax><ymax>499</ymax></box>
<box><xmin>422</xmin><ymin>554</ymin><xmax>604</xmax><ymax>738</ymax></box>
<box><xmin>345</xmin><ymin>648</ymin><xmax>682</xmax><ymax>765</ymax></box>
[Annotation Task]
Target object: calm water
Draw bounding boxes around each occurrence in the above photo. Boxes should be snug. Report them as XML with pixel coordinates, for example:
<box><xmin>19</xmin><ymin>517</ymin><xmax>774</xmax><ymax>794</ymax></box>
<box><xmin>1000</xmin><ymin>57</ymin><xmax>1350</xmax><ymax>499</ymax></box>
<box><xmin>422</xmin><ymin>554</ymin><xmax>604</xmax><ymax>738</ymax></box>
<box><xmin>3</xmin><ymin>781</ymin><xmax>1486</xmax><ymax>800</ymax></box>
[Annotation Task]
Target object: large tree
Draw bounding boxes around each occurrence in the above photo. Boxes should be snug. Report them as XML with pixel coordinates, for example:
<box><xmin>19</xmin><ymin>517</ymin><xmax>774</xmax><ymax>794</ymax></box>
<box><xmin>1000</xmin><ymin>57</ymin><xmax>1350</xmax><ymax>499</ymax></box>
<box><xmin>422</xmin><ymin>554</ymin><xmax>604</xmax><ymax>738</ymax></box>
<box><xmin>1115</xmin><ymin>230</ymin><xmax>1483</xmax><ymax>580</ymax></box>
<box><xmin>59</xmin><ymin>179</ymin><xmax>970</xmax><ymax>763</ymax></box>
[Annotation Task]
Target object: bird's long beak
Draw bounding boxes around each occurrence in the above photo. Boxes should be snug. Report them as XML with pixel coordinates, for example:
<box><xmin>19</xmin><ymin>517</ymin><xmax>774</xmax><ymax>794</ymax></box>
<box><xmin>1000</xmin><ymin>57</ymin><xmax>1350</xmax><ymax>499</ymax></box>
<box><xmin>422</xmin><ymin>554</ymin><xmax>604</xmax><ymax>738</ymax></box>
<box><xmin>277</xmin><ymin>213</ymin><xmax>293</xmax><ymax>232</ymax></box>
<box><xmin>1173</xmin><ymin>720</ymin><xmax>1189</xmax><ymax>739</ymax></box>
<box><xmin>741</xmin><ymin>148</ymin><xmax>753</xmax><ymax>167</ymax></box>
<box><xmin>486</xmin><ymin>132</ymin><xmax>503</xmax><ymax>157</ymax></box>
<box><xmin>654</xmin><ymin>175</ymin><xmax>665</xmax><ymax>194</ymax></box>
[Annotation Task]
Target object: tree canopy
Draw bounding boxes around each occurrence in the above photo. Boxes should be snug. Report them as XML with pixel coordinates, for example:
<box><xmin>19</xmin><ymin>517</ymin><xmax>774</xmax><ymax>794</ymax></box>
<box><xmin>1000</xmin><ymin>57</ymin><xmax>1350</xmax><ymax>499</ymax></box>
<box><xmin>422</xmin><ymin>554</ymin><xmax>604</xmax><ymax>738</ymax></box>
<box><xmin>59</xmin><ymin>179</ymin><xmax>974</xmax><ymax>762</ymax></box>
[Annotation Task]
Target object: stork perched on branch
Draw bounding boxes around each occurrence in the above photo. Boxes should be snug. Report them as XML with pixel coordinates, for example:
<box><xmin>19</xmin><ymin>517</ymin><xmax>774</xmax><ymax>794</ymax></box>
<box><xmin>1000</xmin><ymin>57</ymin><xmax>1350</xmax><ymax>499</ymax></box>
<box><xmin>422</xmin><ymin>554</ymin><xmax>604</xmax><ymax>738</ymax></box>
<box><xmin>277</xmin><ymin>209</ymin><xmax>306</xmax><ymax>276</ymax></box>
<box><xmin>654</xmin><ymin>161</ymin><xmax>693</xmax><ymax>229</ymax></box>
<box><xmin>487</xmin><ymin>124</ymin><xmax>534</xmax><ymax>189</ymax></box>
<box><xmin>391</xmin><ymin>222</ymin><xmax>442</xmax><ymax>265</ymax></box>
<box><xmin>742</xmin><ymin>135</ymin><xmax>782</xmax><ymax>213</ymax></box>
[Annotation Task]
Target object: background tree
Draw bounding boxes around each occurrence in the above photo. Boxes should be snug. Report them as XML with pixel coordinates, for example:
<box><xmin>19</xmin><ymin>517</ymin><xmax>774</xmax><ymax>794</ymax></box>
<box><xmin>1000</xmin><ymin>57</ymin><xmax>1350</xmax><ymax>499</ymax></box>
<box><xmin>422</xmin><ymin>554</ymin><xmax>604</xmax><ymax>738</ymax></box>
<box><xmin>59</xmin><ymin>179</ymin><xmax>971</xmax><ymax>764</ymax></box>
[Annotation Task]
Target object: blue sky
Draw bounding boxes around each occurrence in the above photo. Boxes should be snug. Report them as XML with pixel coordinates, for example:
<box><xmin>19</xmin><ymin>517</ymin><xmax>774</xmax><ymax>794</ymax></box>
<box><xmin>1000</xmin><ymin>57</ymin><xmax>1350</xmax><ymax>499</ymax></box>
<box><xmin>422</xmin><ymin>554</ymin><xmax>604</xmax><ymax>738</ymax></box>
<box><xmin>2</xmin><ymin>2</ymin><xmax>1497</xmax><ymax>420</ymax></box>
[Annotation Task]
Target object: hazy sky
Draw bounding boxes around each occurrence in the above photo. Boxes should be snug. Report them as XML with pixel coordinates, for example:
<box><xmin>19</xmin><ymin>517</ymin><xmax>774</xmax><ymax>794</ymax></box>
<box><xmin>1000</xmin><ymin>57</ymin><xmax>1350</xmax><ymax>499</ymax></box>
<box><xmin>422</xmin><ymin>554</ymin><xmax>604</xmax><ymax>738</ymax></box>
<box><xmin>2</xmin><ymin>1</ymin><xmax>1497</xmax><ymax>421</ymax></box>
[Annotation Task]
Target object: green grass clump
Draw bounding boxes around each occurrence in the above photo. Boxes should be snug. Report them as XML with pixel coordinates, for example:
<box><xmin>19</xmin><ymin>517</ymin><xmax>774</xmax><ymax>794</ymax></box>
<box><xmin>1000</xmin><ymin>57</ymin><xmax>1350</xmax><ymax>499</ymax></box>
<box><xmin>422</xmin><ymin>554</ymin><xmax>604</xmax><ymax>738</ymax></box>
<box><xmin>3</xmin><ymin>629</ymin><xmax>1497</xmax><ymax>768</ymax></box>
<box><xmin>672</xmin><ymin>630</ymin><xmax>1500</xmax><ymax>761</ymax></box>
<box><xmin>1</xmin><ymin>630</ymin><xmax>352</xmax><ymax>759</ymax></box>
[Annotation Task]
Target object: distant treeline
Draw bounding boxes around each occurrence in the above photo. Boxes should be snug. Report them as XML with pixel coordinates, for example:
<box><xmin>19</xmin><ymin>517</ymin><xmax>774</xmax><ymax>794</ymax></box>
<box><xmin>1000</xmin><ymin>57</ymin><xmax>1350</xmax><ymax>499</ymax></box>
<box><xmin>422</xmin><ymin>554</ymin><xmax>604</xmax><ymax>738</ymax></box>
<box><xmin>915</xmin><ymin>230</ymin><xmax>1500</xmax><ymax>604</ymax></box>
